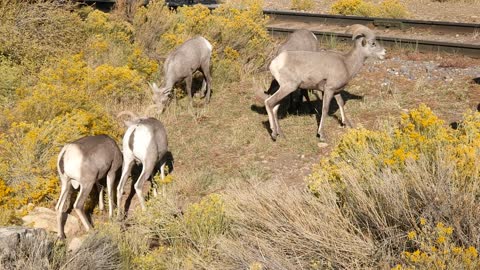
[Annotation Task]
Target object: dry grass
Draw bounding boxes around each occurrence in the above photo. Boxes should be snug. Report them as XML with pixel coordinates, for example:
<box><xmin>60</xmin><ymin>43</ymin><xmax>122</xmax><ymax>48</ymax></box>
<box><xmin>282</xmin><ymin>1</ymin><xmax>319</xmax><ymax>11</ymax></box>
<box><xmin>1</xmin><ymin>1</ymin><xmax>480</xmax><ymax>269</ymax></box>
<box><xmin>214</xmin><ymin>181</ymin><xmax>375</xmax><ymax>269</ymax></box>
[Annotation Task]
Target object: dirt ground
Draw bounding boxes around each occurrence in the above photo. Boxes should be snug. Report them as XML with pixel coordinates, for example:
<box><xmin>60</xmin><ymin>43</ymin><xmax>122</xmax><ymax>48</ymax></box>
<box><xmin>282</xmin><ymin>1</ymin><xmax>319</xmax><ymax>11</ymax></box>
<box><xmin>109</xmin><ymin>37</ymin><xmax>480</xmax><ymax>219</ymax></box>
<box><xmin>263</xmin><ymin>0</ymin><xmax>480</xmax><ymax>23</ymax></box>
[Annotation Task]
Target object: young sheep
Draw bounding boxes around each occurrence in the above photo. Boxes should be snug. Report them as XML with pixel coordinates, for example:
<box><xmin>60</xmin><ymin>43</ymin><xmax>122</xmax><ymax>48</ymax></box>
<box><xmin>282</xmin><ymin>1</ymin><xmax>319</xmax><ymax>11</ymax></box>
<box><xmin>265</xmin><ymin>29</ymin><xmax>318</xmax><ymax>112</ymax></box>
<box><xmin>56</xmin><ymin>135</ymin><xmax>123</xmax><ymax>239</ymax></box>
<box><xmin>266</xmin><ymin>24</ymin><xmax>386</xmax><ymax>141</ymax></box>
<box><xmin>149</xmin><ymin>36</ymin><xmax>213</xmax><ymax>112</ymax></box>
<box><xmin>116</xmin><ymin>112</ymin><xmax>168</xmax><ymax>215</ymax></box>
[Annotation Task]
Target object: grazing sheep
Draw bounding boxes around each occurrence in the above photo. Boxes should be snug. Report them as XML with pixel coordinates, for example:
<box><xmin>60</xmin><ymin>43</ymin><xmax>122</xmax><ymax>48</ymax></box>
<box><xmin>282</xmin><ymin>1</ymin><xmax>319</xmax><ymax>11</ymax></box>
<box><xmin>265</xmin><ymin>24</ymin><xmax>386</xmax><ymax>141</ymax></box>
<box><xmin>150</xmin><ymin>36</ymin><xmax>213</xmax><ymax>112</ymax></box>
<box><xmin>116</xmin><ymin>112</ymin><xmax>168</xmax><ymax>215</ymax></box>
<box><xmin>56</xmin><ymin>135</ymin><xmax>123</xmax><ymax>239</ymax></box>
<box><xmin>265</xmin><ymin>29</ymin><xmax>319</xmax><ymax>113</ymax></box>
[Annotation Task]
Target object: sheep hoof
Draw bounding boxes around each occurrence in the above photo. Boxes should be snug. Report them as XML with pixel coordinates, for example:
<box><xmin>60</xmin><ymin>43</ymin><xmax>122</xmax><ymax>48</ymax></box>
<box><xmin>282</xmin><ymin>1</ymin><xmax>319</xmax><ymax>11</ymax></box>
<box><xmin>317</xmin><ymin>133</ymin><xmax>327</xmax><ymax>142</ymax></box>
<box><xmin>270</xmin><ymin>133</ymin><xmax>278</xmax><ymax>141</ymax></box>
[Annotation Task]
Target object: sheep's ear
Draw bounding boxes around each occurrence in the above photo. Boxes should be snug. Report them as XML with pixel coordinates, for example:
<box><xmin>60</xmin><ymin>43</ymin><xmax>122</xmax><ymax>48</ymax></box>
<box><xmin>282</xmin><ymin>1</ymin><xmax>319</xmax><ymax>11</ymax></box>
<box><xmin>361</xmin><ymin>38</ymin><xmax>367</xmax><ymax>47</ymax></box>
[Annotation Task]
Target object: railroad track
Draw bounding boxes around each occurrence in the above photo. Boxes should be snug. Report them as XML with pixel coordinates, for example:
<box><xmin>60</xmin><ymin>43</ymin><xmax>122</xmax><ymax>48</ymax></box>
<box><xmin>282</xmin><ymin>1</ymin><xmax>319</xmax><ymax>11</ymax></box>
<box><xmin>265</xmin><ymin>9</ymin><xmax>480</xmax><ymax>58</ymax></box>
<box><xmin>82</xmin><ymin>1</ymin><xmax>480</xmax><ymax>57</ymax></box>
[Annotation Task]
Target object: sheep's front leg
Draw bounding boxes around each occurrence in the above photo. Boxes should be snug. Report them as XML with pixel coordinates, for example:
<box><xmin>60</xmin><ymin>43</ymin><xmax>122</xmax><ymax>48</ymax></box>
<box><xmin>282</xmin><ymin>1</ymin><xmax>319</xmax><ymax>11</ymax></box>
<box><xmin>334</xmin><ymin>93</ymin><xmax>353</xmax><ymax>128</ymax></box>
<box><xmin>317</xmin><ymin>89</ymin><xmax>334</xmax><ymax>141</ymax></box>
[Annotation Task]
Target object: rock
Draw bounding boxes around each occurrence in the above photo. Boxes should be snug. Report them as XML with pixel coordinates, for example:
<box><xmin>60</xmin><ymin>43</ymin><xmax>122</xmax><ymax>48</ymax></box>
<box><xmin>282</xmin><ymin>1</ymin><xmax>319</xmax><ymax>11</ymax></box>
<box><xmin>22</xmin><ymin>207</ymin><xmax>81</xmax><ymax>236</ymax></box>
<box><xmin>317</xmin><ymin>142</ymin><xmax>329</xmax><ymax>148</ymax></box>
<box><xmin>0</xmin><ymin>226</ymin><xmax>49</xmax><ymax>253</ymax></box>
<box><xmin>68</xmin><ymin>234</ymin><xmax>88</xmax><ymax>252</ymax></box>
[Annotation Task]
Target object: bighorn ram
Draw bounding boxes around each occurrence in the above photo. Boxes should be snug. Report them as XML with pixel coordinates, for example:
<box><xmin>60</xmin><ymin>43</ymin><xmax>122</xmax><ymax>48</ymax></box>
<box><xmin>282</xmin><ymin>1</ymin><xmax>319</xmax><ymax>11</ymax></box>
<box><xmin>265</xmin><ymin>29</ymin><xmax>318</xmax><ymax>112</ymax></box>
<box><xmin>116</xmin><ymin>112</ymin><xmax>168</xmax><ymax>215</ymax></box>
<box><xmin>150</xmin><ymin>36</ymin><xmax>213</xmax><ymax>112</ymax></box>
<box><xmin>265</xmin><ymin>24</ymin><xmax>386</xmax><ymax>141</ymax></box>
<box><xmin>56</xmin><ymin>135</ymin><xmax>123</xmax><ymax>239</ymax></box>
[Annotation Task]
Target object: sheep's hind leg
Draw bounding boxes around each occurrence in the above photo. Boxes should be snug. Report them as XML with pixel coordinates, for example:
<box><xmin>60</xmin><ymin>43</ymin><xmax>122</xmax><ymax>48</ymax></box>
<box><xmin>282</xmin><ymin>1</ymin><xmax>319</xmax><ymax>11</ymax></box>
<box><xmin>200</xmin><ymin>60</ymin><xmax>212</xmax><ymax>104</ymax></box>
<box><xmin>317</xmin><ymin>89</ymin><xmax>334</xmax><ymax>141</ymax></box>
<box><xmin>56</xmin><ymin>180</ymin><xmax>72</xmax><ymax>239</ymax></box>
<box><xmin>134</xmin><ymin>160</ymin><xmax>156</xmax><ymax>211</ymax></box>
<box><xmin>116</xmin><ymin>157</ymin><xmax>134</xmax><ymax>217</ymax></box>
<box><xmin>73</xmin><ymin>182</ymin><xmax>95</xmax><ymax>232</ymax></box>
<box><xmin>334</xmin><ymin>93</ymin><xmax>353</xmax><ymax>128</ymax></box>
<box><xmin>185</xmin><ymin>75</ymin><xmax>193</xmax><ymax>106</ymax></box>
<box><xmin>265</xmin><ymin>83</ymin><xmax>297</xmax><ymax>140</ymax></box>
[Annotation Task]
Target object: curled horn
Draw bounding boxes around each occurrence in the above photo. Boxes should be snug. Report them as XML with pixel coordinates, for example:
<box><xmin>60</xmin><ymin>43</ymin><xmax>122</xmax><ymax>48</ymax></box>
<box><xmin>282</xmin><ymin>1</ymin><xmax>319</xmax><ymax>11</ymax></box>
<box><xmin>346</xmin><ymin>24</ymin><xmax>375</xmax><ymax>40</ymax></box>
<box><xmin>117</xmin><ymin>111</ymin><xmax>139</xmax><ymax>126</ymax></box>
<box><xmin>117</xmin><ymin>110</ymin><xmax>138</xmax><ymax>119</ymax></box>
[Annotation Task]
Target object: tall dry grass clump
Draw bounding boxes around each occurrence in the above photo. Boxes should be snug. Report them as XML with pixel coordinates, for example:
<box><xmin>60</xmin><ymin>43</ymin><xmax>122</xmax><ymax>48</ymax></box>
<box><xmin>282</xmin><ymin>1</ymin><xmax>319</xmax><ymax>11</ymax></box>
<box><xmin>0</xmin><ymin>230</ymin><xmax>122</xmax><ymax>270</ymax></box>
<box><xmin>307</xmin><ymin>104</ymin><xmax>480</xmax><ymax>266</ymax></box>
<box><xmin>214</xmin><ymin>181</ymin><xmax>375</xmax><ymax>269</ymax></box>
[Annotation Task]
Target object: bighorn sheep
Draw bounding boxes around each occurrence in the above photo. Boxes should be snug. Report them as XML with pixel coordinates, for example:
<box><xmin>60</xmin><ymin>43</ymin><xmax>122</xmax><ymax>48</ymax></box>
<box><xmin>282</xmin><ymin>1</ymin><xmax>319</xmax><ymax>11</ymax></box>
<box><xmin>265</xmin><ymin>24</ymin><xmax>386</xmax><ymax>141</ymax></box>
<box><xmin>265</xmin><ymin>29</ymin><xmax>318</xmax><ymax>112</ymax></box>
<box><xmin>116</xmin><ymin>112</ymin><xmax>168</xmax><ymax>215</ymax></box>
<box><xmin>56</xmin><ymin>135</ymin><xmax>123</xmax><ymax>239</ymax></box>
<box><xmin>149</xmin><ymin>36</ymin><xmax>213</xmax><ymax>112</ymax></box>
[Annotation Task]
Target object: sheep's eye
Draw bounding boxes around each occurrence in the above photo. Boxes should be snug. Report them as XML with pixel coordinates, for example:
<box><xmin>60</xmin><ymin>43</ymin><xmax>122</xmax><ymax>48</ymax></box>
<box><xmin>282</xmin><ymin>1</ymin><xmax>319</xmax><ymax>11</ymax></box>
<box><xmin>372</xmin><ymin>42</ymin><xmax>376</xmax><ymax>46</ymax></box>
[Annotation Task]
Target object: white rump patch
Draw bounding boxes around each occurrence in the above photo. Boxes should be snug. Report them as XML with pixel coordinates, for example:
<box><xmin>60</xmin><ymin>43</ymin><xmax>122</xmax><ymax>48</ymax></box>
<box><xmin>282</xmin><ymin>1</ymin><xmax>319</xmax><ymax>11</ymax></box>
<box><xmin>132</xmin><ymin>125</ymin><xmax>153</xmax><ymax>161</ymax></box>
<box><xmin>202</xmin><ymin>37</ymin><xmax>213</xmax><ymax>52</ymax></box>
<box><xmin>269</xmin><ymin>52</ymin><xmax>288</xmax><ymax>79</ymax></box>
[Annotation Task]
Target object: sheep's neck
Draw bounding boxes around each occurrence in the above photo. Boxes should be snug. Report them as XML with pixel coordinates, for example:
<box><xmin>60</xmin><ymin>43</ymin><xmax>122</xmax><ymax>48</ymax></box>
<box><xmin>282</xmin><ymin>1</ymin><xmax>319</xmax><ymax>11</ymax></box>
<box><xmin>345</xmin><ymin>46</ymin><xmax>367</xmax><ymax>79</ymax></box>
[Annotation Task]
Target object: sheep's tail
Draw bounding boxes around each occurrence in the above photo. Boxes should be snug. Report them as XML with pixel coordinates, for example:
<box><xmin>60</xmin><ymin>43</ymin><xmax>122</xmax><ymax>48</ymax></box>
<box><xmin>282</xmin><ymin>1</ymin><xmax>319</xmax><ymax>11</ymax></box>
<box><xmin>55</xmin><ymin>145</ymin><xmax>70</xmax><ymax>212</ymax></box>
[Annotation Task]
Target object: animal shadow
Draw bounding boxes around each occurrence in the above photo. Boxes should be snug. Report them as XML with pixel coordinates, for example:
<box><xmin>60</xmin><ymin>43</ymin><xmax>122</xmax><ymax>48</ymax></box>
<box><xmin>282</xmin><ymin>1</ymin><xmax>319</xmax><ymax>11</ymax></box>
<box><xmin>252</xmin><ymin>89</ymin><xmax>363</xmax><ymax>135</ymax></box>
<box><xmin>450</xmin><ymin>103</ymin><xmax>480</xmax><ymax>130</ymax></box>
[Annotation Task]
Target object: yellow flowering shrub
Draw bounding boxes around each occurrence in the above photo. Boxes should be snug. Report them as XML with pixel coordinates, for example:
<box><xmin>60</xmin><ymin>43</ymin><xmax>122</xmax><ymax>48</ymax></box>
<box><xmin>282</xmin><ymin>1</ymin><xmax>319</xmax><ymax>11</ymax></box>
<box><xmin>380</xmin><ymin>0</ymin><xmax>409</xmax><ymax>18</ymax></box>
<box><xmin>331</xmin><ymin>0</ymin><xmax>408</xmax><ymax>18</ymax></box>
<box><xmin>308</xmin><ymin>104</ymin><xmax>478</xmax><ymax>194</ymax></box>
<box><xmin>9</xmin><ymin>53</ymin><xmax>147</xmax><ymax>121</ymax></box>
<box><xmin>183</xmin><ymin>194</ymin><xmax>228</xmax><ymax>248</ymax></box>
<box><xmin>0</xmin><ymin>110</ymin><xmax>121</xmax><ymax>212</ymax></box>
<box><xmin>0</xmin><ymin>1</ymin><xmax>87</xmax><ymax>75</ymax></box>
<box><xmin>134</xmin><ymin>0</ymin><xmax>271</xmax><ymax>82</ymax></box>
<box><xmin>393</xmin><ymin>219</ymin><xmax>480</xmax><ymax>269</ymax></box>
<box><xmin>331</xmin><ymin>0</ymin><xmax>379</xmax><ymax>16</ymax></box>
<box><xmin>86</xmin><ymin>64</ymin><xmax>146</xmax><ymax>104</ymax></box>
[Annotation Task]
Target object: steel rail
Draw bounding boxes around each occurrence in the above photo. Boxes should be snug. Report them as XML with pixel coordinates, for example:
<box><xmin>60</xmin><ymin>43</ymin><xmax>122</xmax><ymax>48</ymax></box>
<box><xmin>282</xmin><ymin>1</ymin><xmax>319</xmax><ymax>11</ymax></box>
<box><xmin>268</xmin><ymin>27</ymin><xmax>480</xmax><ymax>58</ymax></box>
<box><xmin>79</xmin><ymin>1</ymin><xmax>480</xmax><ymax>57</ymax></box>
